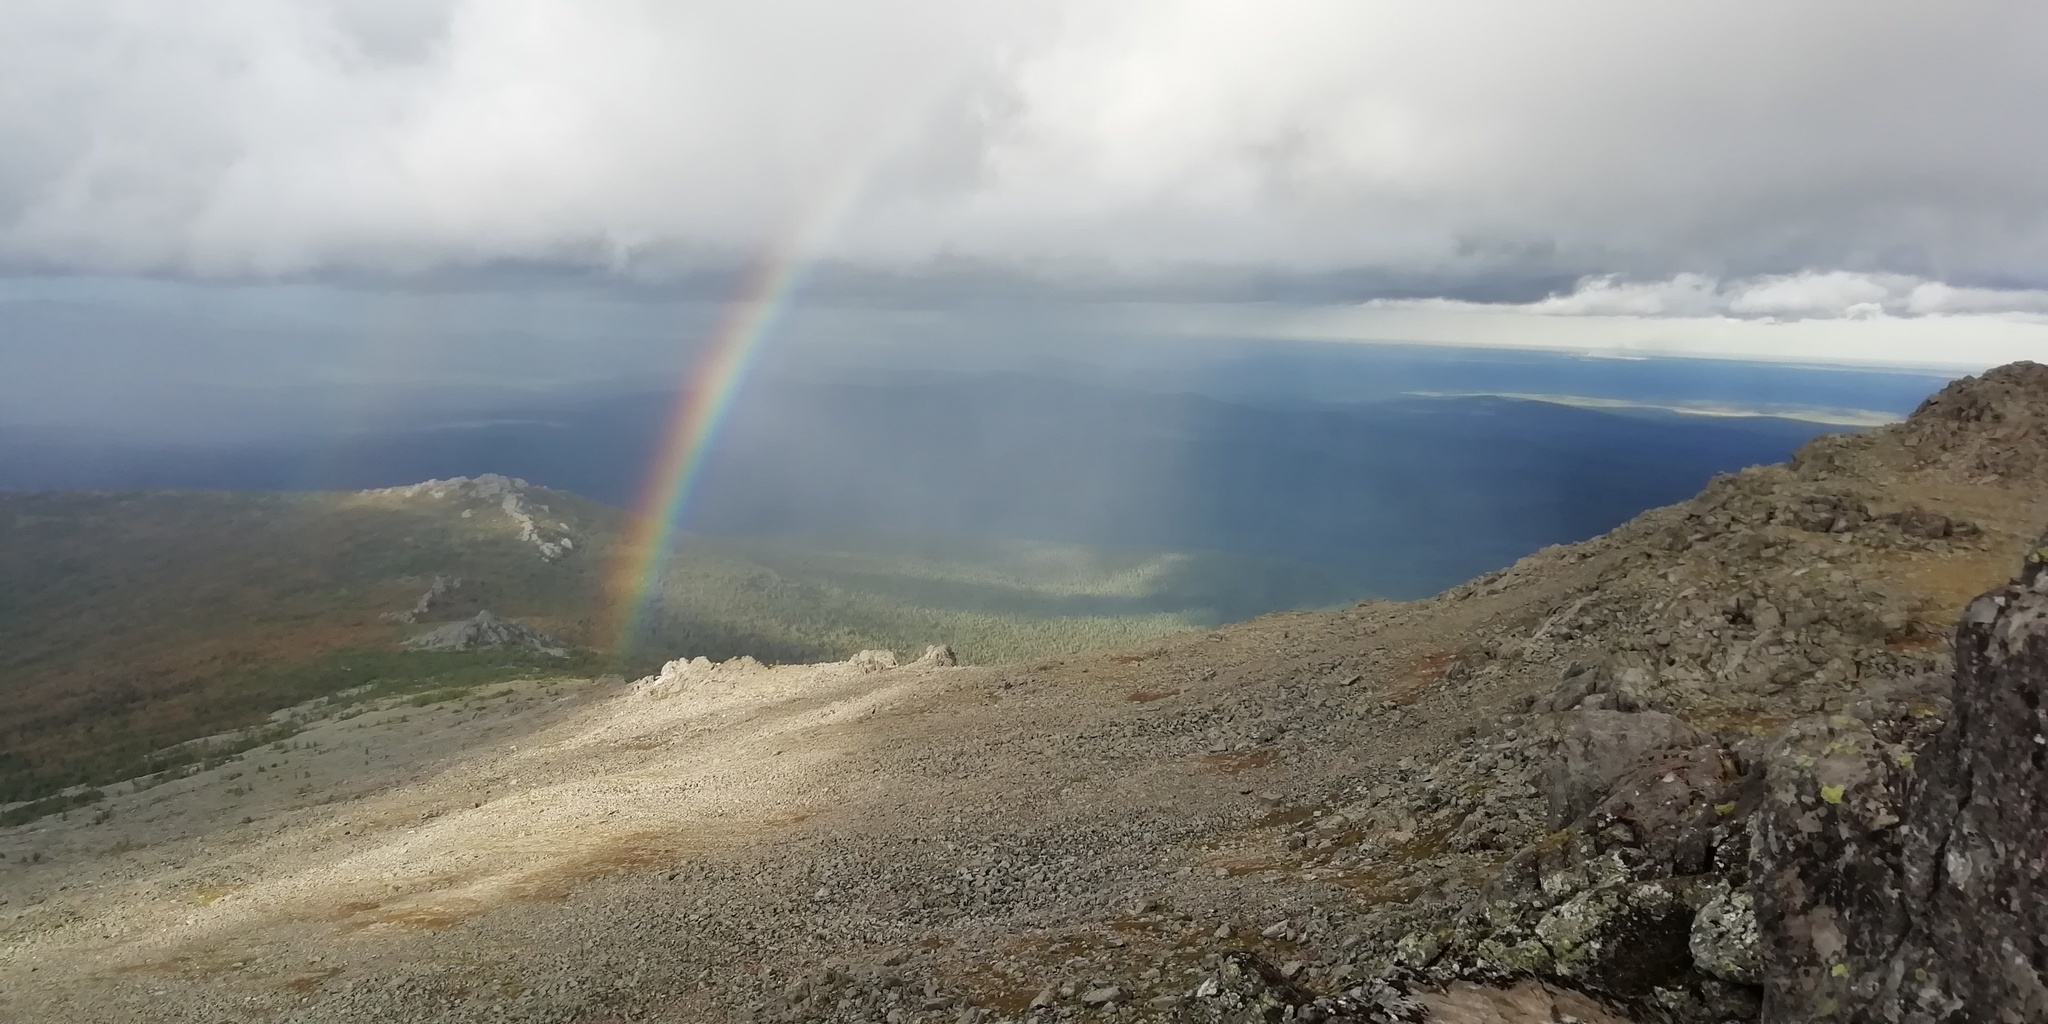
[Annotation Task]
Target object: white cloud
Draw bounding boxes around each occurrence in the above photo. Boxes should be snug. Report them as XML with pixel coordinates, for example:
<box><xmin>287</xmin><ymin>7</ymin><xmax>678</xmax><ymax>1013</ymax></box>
<box><xmin>1456</xmin><ymin>271</ymin><xmax>2048</xmax><ymax>322</ymax></box>
<box><xmin>1242</xmin><ymin>299</ymin><xmax>2048</xmax><ymax>371</ymax></box>
<box><xmin>1523</xmin><ymin>275</ymin><xmax>1725</xmax><ymax>317</ymax></box>
<box><xmin>0</xmin><ymin>0</ymin><xmax>2046</xmax><ymax>301</ymax></box>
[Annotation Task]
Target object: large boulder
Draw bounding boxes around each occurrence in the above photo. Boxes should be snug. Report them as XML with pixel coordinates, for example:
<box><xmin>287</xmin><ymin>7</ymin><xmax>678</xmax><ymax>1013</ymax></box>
<box><xmin>1545</xmin><ymin>709</ymin><xmax>1709</xmax><ymax>828</ymax></box>
<box><xmin>1582</xmin><ymin>745</ymin><xmax>1736</xmax><ymax>875</ymax></box>
<box><xmin>1748</xmin><ymin>712</ymin><xmax>1917</xmax><ymax>1019</ymax></box>
<box><xmin>1533</xmin><ymin>880</ymin><xmax>1697</xmax><ymax>997</ymax></box>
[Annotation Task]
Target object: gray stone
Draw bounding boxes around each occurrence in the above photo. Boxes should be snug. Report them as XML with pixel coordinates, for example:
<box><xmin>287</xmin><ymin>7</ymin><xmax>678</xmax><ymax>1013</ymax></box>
<box><xmin>1533</xmin><ymin>881</ymin><xmax>1695</xmax><ymax>997</ymax></box>
<box><xmin>1751</xmin><ymin>528</ymin><xmax>2048</xmax><ymax>1023</ymax></box>
<box><xmin>1689</xmin><ymin>889</ymin><xmax>1759</xmax><ymax>985</ymax></box>
<box><xmin>1079</xmin><ymin>985</ymin><xmax>1123</xmax><ymax>1006</ymax></box>
<box><xmin>1179</xmin><ymin>954</ymin><xmax>1304</xmax><ymax>1023</ymax></box>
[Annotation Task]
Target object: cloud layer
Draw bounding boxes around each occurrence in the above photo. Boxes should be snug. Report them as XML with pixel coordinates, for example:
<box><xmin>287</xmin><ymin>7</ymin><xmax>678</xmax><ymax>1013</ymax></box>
<box><xmin>1479</xmin><ymin>272</ymin><xmax>2048</xmax><ymax>320</ymax></box>
<box><xmin>5</xmin><ymin>1</ymin><xmax>2048</xmax><ymax>299</ymax></box>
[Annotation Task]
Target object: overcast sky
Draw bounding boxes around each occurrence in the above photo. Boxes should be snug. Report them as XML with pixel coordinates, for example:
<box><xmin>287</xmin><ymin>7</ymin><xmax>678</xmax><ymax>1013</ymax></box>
<box><xmin>5</xmin><ymin>1</ymin><xmax>2048</xmax><ymax>368</ymax></box>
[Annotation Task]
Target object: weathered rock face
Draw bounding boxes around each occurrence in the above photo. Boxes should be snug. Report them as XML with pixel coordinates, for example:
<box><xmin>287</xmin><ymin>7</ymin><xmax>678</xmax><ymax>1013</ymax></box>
<box><xmin>1753</xmin><ymin>535</ymin><xmax>2048</xmax><ymax>1023</ymax></box>
<box><xmin>1894</xmin><ymin>360</ymin><xmax>2048</xmax><ymax>481</ymax></box>
<box><xmin>1545</xmin><ymin>710</ymin><xmax>1708</xmax><ymax>828</ymax></box>
<box><xmin>403</xmin><ymin>609</ymin><xmax>567</xmax><ymax>655</ymax></box>
<box><xmin>1373</xmin><ymin>537</ymin><xmax>2048</xmax><ymax>1024</ymax></box>
<box><xmin>1748</xmin><ymin>712</ymin><xmax>1919</xmax><ymax>1018</ymax></box>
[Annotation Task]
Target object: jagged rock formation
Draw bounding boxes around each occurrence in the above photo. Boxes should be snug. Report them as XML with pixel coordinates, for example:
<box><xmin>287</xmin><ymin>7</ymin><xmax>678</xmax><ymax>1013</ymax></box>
<box><xmin>370</xmin><ymin>473</ymin><xmax>577</xmax><ymax>560</ymax></box>
<box><xmin>403</xmin><ymin>610</ymin><xmax>567</xmax><ymax>655</ymax></box>
<box><xmin>632</xmin><ymin>653</ymin><xmax>769</xmax><ymax>698</ymax></box>
<box><xmin>1752</xmin><ymin>535</ymin><xmax>2048</xmax><ymax>1023</ymax></box>
<box><xmin>383</xmin><ymin>574</ymin><xmax>462</xmax><ymax>624</ymax></box>
<box><xmin>1356</xmin><ymin>533</ymin><xmax>2046</xmax><ymax>1024</ymax></box>
<box><xmin>632</xmin><ymin>646</ymin><xmax>960</xmax><ymax>699</ymax></box>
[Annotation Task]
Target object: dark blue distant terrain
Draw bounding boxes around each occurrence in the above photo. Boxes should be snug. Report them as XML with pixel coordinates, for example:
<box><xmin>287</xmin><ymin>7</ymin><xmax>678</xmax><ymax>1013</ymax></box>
<box><xmin>0</xmin><ymin>340</ymin><xmax>1937</xmax><ymax>598</ymax></box>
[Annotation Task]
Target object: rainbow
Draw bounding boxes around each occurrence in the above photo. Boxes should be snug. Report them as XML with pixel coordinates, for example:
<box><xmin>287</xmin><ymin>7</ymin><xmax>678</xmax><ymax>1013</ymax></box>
<box><xmin>607</xmin><ymin>94</ymin><xmax>953</xmax><ymax>653</ymax></box>
<box><xmin>609</xmin><ymin>246</ymin><xmax>811</xmax><ymax>653</ymax></box>
<box><xmin>609</xmin><ymin>171</ymin><xmax>886</xmax><ymax>652</ymax></box>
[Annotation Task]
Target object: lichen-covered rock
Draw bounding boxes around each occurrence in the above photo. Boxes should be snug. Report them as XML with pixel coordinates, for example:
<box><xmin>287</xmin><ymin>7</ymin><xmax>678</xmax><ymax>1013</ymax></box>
<box><xmin>1181</xmin><ymin>953</ymin><xmax>1310</xmax><ymax>1024</ymax></box>
<box><xmin>1177</xmin><ymin>953</ymin><xmax>1425</xmax><ymax>1024</ymax></box>
<box><xmin>1748</xmin><ymin>711</ymin><xmax>1915</xmax><ymax>1019</ymax></box>
<box><xmin>1852</xmin><ymin>556</ymin><xmax>2048</xmax><ymax>1021</ymax></box>
<box><xmin>1390</xmin><ymin>930</ymin><xmax>1445</xmax><ymax>971</ymax></box>
<box><xmin>1750</xmin><ymin>530</ymin><xmax>2048</xmax><ymax>1023</ymax></box>
<box><xmin>1533</xmin><ymin>881</ymin><xmax>1695</xmax><ymax>997</ymax></box>
<box><xmin>1473</xmin><ymin>935</ymin><xmax>1554</xmax><ymax>975</ymax></box>
<box><xmin>1689</xmin><ymin>889</ymin><xmax>1759</xmax><ymax>985</ymax></box>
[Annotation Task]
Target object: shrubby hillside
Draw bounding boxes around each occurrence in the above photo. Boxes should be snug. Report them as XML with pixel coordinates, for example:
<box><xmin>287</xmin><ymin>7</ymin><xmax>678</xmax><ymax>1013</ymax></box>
<box><xmin>0</xmin><ymin>477</ymin><xmax>1343</xmax><ymax>803</ymax></box>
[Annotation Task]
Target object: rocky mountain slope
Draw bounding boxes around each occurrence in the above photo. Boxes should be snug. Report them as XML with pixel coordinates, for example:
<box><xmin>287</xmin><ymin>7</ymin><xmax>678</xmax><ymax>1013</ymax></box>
<box><xmin>0</xmin><ymin>363</ymin><xmax>2043</xmax><ymax>1023</ymax></box>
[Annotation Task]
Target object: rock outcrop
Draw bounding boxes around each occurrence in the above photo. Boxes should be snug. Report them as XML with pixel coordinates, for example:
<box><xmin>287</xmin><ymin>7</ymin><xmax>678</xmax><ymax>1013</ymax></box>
<box><xmin>848</xmin><ymin>649</ymin><xmax>899</xmax><ymax>673</ymax></box>
<box><xmin>404</xmin><ymin>610</ymin><xmax>568</xmax><ymax>655</ymax></box>
<box><xmin>1753</xmin><ymin>534</ymin><xmax>2048</xmax><ymax>1023</ymax></box>
<box><xmin>384</xmin><ymin>574</ymin><xmax>462</xmax><ymax>624</ymax></box>
<box><xmin>1349</xmin><ymin>526</ymin><xmax>2046</xmax><ymax>1024</ymax></box>
<box><xmin>1894</xmin><ymin>360</ymin><xmax>2048</xmax><ymax>481</ymax></box>
<box><xmin>370</xmin><ymin>473</ymin><xmax>578</xmax><ymax>560</ymax></box>
<box><xmin>1140</xmin><ymin>369</ymin><xmax>2048</xmax><ymax>1024</ymax></box>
